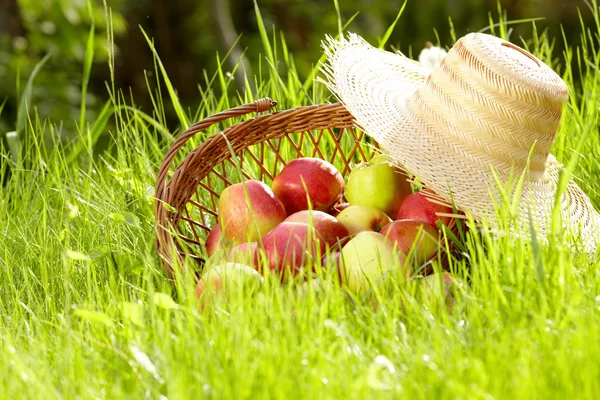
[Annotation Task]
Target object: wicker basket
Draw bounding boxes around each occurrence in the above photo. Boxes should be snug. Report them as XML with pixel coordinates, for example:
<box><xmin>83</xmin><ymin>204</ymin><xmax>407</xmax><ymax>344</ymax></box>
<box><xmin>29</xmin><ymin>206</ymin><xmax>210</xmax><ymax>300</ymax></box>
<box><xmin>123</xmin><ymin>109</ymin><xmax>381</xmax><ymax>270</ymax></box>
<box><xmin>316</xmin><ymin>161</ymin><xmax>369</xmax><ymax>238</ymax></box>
<box><xmin>154</xmin><ymin>98</ymin><xmax>457</xmax><ymax>278</ymax></box>
<box><xmin>154</xmin><ymin>98</ymin><xmax>389</xmax><ymax>276</ymax></box>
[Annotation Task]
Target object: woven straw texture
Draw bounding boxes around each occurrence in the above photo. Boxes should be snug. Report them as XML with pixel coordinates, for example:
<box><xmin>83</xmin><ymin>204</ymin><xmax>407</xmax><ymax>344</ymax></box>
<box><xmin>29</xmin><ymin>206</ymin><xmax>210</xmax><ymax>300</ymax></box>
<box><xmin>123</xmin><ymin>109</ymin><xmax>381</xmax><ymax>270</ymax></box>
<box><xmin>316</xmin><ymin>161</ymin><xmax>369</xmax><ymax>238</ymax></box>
<box><xmin>322</xmin><ymin>32</ymin><xmax>600</xmax><ymax>254</ymax></box>
<box><xmin>154</xmin><ymin>99</ymin><xmax>386</xmax><ymax>275</ymax></box>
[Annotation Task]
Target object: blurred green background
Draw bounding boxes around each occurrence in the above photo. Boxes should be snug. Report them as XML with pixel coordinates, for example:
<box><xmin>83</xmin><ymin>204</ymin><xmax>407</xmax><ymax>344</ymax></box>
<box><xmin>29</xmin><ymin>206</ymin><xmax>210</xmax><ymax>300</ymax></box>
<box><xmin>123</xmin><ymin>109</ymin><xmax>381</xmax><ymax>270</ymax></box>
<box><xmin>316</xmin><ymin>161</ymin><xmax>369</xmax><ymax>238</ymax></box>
<box><xmin>0</xmin><ymin>0</ymin><xmax>594</xmax><ymax>136</ymax></box>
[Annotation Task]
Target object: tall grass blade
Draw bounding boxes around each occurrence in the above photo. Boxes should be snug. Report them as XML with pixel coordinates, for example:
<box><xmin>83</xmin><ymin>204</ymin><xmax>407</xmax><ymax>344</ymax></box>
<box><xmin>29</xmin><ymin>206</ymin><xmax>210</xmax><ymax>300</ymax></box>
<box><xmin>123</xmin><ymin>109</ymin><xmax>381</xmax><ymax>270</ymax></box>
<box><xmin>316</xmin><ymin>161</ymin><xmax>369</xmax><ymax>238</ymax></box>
<box><xmin>379</xmin><ymin>1</ymin><xmax>407</xmax><ymax>49</ymax></box>
<box><xmin>253</xmin><ymin>1</ymin><xmax>275</xmax><ymax>68</ymax></box>
<box><xmin>17</xmin><ymin>53</ymin><xmax>52</xmax><ymax>134</ymax></box>
<box><xmin>80</xmin><ymin>1</ymin><xmax>96</xmax><ymax>131</ymax></box>
<box><xmin>66</xmin><ymin>101</ymin><xmax>114</xmax><ymax>165</ymax></box>
<box><xmin>141</xmin><ymin>28</ymin><xmax>190</xmax><ymax>130</ymax></box>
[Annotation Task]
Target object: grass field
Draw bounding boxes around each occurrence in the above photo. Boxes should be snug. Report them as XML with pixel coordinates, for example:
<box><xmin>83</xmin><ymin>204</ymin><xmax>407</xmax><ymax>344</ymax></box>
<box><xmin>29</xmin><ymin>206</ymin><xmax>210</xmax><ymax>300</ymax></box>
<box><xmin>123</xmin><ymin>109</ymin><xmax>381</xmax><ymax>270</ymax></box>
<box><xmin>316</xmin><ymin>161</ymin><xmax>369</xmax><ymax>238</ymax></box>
<box><xmin>2</xmin><ymin>4</ymin><xmax>600</xmax><ymax>399</ymax></box>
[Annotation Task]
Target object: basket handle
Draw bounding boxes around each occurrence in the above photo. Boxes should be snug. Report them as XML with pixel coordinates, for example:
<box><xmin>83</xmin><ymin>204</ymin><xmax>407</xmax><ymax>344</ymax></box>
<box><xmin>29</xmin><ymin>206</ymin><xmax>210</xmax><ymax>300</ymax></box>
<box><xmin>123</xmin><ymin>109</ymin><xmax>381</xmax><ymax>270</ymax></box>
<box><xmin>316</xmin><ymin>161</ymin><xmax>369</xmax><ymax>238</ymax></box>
<box><xmin>155</xmin><ymin>98</ymin><xmax>277</xmax><ymax>194</ymax></box>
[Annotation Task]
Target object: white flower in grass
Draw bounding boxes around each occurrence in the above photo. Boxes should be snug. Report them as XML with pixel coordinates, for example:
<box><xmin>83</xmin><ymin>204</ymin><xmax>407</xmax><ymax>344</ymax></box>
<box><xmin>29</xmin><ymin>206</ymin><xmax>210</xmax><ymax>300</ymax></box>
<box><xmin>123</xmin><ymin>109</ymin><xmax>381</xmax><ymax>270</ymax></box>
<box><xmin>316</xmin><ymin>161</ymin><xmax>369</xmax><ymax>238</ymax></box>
<box><xmin>418</xmin><ymin>42</ymin><xmax>448</xmax><ymax>71</ymax></box>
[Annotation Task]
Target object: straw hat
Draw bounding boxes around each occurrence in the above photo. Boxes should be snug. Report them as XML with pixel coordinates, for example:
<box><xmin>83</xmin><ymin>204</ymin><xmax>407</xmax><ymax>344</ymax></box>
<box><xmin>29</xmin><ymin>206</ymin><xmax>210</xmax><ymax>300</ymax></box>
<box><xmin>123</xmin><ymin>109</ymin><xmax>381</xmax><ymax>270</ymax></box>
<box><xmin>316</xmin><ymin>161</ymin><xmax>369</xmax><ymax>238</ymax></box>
<box><xmin>322</xmin><ymin>32</ymin><xmax>600</xmax><ymax>254</ymax></box>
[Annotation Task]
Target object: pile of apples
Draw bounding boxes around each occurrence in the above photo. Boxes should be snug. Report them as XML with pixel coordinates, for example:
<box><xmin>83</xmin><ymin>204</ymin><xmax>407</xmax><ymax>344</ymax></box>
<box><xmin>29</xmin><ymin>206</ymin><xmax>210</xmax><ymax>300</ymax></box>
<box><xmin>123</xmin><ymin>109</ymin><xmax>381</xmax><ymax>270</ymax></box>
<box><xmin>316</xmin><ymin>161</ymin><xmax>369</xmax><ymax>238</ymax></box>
<box><xmin>197</xmin><ymin>155</ymin><xmax>460</xmax><ymax>305</ymax></box>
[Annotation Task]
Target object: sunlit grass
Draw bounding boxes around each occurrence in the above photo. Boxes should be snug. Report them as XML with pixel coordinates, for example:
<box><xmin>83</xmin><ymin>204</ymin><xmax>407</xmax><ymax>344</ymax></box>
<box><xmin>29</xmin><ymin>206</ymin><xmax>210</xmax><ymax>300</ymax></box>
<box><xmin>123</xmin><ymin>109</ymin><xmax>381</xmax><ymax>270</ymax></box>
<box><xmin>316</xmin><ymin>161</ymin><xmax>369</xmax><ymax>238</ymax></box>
<box><xmin>1</xmin><ymin>2</ymin><xmax>600</xmax><ymax>399</ymax></box>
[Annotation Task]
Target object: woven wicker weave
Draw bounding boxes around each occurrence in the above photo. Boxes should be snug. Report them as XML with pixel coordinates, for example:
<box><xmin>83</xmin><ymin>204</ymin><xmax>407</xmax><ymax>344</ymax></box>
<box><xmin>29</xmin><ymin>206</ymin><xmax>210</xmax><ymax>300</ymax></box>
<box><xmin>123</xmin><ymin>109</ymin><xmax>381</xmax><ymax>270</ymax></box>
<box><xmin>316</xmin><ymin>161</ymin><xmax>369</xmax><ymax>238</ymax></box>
<box><xmin>154</xmin><ymin>98</ymin><xmax>386</xmax><ymax>276</ymax></box>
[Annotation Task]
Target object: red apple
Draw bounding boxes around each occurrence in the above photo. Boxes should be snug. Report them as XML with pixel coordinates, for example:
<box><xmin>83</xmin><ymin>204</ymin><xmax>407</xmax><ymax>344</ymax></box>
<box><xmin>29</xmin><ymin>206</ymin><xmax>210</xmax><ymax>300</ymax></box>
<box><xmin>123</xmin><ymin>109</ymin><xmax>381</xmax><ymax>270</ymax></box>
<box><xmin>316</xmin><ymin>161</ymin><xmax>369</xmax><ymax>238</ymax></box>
<box><xmin>285</xmin><ymin>210</ymin><xmax>349</xmax><ymax>249</ymax></box>
<box><xmin>336</xmin><ymin>205</ymin><xmax>392</xmax><ymax>235</ymax></box>
<box><xmin>397</xmin><ymin>190</ymin><xmax>453</xmax><ymax>228</ymax></box>
<box><xmin>272</xmin><ymin>158</ymin><xmax>344</xmax><ymax>215</ymax></box>
<box><xmin>218</xmin><ymin>180</ymin><xmax>286</xmax><ymax>243</ymax></box>
<box><xmin>205</xmin><ymin>224</ymin><xmax>229</xmax><ymax>257</ymax></box>
<box><xmin>329</xmin><ymin>202</ymin><xmax>350</xmax><ymax>217</ymax></box>
<box><xmin>226</xmin><ymin>242</ymin><xmax>258</xmax><ymax>265</ymax></box>
<box><xmin>380</xmin><ymin>220</ymin><xmax>440</xmax><ymax>264</ymax></box>
<box><xmin>255</xmin><ymin>222</ymin><xmax>326</xmax><ymax>281</ymax></box>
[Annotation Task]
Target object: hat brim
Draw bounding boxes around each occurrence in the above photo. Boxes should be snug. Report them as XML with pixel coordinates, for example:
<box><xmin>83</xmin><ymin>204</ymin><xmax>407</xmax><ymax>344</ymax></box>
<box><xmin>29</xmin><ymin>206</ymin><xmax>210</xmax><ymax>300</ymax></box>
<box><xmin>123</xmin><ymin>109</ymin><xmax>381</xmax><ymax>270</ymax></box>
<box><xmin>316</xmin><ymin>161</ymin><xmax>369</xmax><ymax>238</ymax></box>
<box><xmin>322</xmin><ymin>33</ymin><xmax>600</xmax><ymax>253</ymax></box>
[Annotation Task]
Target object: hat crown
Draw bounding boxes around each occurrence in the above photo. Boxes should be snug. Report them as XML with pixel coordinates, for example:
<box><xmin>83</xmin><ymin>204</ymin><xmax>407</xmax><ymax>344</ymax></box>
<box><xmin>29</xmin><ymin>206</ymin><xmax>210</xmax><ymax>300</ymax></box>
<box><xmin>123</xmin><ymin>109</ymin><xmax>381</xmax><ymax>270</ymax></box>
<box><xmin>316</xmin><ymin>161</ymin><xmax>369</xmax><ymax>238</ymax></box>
<box><xmin>322</xmin><ymin>32</ymin><xmax>599</xmax><ymax>253</ymax></box>
<box><xmin>414</xmin><ymin>33</ymin><xmax>568</xmax><ymax>179</ymax></box>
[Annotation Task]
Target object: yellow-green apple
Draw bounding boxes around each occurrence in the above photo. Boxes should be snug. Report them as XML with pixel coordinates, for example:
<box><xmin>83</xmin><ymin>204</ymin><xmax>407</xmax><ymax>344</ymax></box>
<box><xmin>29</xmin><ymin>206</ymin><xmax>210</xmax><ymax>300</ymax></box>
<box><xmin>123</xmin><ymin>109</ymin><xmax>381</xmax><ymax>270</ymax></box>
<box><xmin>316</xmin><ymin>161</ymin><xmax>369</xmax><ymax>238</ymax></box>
<box><xmin>418</xmin><ymin>273</ymin><xmax>463</xmax><ymax>309</ymax></box>
<box><xmin>336</xmin><ymin>205</ymin><xmax>392</xmax><ymax>235</ymax></box>
<box><xmin>397</xmin><ymin>189</ymin><xmax>453</xmax><ymax>228</ymax></box>
<box><xmin>195</xmin><ymin>262</ymin><xmax>264</xmax><ymax>308</ymax></box>
<box><xmin>345</xmin><ymin>154</ymin><xmax>412</xmax><ymax>217</ymax></box>
<box><xmin>339</xmin><ymin>231</ymin><xmax>407</xmax><ymax>297</ymax></box>
<box><xmin>218</xmin><ymin>180</ymin><xmax>286</xmax><ymax>243</ymax></box>
<box><xmin>329</xmin><ymin>202</ymin><xmax>350</xmax><ymax>217</ymax></box>
<box><xmin>226</xmin><ymin>242</ymin><xmax>258</xmax><ymax>265</ymax></box>
<box><xmin>272</xmin><ymin>158</ymin><xmax>344</xmax><ymax>215</ymax></box>
<box><xmin>255</xmin><ymin>222</ymin><xmax>326</xmax><ymax>281</ymax></box>
<box><xmin>285</xmin><ymin>210</ymin><xmax>349</xmax><ymax>249</ymax></box>
<box><xmin>205</xmin><ymin>224</ymin><xmax>229</xmax><ymax>257</ymax></box>
<box><xmin>380</xmin><ymin>220</ymin><xmax>440</xmax><ymax>264</ymax></box>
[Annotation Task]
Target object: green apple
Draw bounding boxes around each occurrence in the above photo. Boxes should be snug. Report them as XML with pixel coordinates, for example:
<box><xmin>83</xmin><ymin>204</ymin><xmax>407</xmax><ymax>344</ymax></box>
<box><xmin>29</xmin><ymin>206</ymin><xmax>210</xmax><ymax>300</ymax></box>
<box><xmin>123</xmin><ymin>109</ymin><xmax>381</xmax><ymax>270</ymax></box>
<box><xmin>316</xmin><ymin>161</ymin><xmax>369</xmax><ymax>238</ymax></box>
<box><xmin>195</xmin><ymin>262</ymin><xmax>264</xmax><ymax>309</ymax></box>
<box><xmin>336</xmin><ymin>205</ymin><xmax>392</xmax><ymax>235</ymax></box>
<box><xmin>346</xmin><ymin>154</ymin><xmax>413</xmax><ymax>218</ymax></box>
<box><xmin>339</xmin><ymin>231</ymin><xmax>407</xmax><ymax>297</ymax></box>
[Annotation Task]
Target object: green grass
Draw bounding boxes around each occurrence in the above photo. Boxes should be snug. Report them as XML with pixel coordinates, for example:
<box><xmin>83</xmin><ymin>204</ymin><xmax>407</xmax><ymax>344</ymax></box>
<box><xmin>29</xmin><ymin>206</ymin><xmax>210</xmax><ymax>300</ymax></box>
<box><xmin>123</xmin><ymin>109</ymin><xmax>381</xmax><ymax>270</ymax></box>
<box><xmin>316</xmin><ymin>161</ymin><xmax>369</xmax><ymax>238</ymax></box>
<box><xmin>2</xmin><ymin>3</ymin><xmax>600</xmax><ymax>399</ymax></box>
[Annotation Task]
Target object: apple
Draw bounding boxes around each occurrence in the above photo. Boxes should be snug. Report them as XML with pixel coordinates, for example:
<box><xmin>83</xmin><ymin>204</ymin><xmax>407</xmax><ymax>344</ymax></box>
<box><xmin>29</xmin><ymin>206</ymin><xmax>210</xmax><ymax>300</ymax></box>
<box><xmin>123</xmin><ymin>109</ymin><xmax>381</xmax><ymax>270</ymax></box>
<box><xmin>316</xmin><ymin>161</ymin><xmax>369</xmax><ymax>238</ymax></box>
<box><xmin>272</xmin><ymin>158</ymin><xmax>344</xmax><ymax>215</ymax></box>
<box><xmin>256</xmin><ymin>222</ymin><xmax>326</xmax><ymax>281</ymax></box>
<box><xmin>397</xmin><ymin>189</ymin><xmax>454</xmax><ymax>228</ymax></box>
<box><xmin>380</xmin><ymin>220</ymin><xmax>440</xmax><ymax>264</ymax></box>
<box><xmin>418</xmin><ymin>273</ymin><xmax>462</xmax><ymax>309</ymax></box>
<box><xmin>205</xmin><ymin>224</ymin><xmax>229</xmax><ymax>257</ymax></box>
<box><xmin>285</xmin><ymin>210</ymin><xmax>349</xmax><ymax>249</ymax></box>
<box><xmin>329</xmin><ymin>202</ymin><xmax>350</xmax><ymax>217</ymax></box>
<box><xmin>339</xmin><ymin>231</ymin><xmax>407</xmax><ymax>297</ymax></box>
<box><xmin>345</xmin><ymin>154</ymin><xmax>412</xmax><ymax>217</ymax></box>
<box><xmin>218</xmin><ymin>180</ymin><xmax>286</xmax><ymax>243</ymax></box>
<box><xmin>195</xmin><ymin>262</ymin><xmax>264</xmax><ymax>308</ymax></box>
<box><xmin>336</xmin><ymin>205</ymin><xmax>392</xmax><ymax>235</ymax></box>
<box><xmin>226</xmin><ymin>242</ymin><xmax>258</xmax><ymax>265</ymax></box>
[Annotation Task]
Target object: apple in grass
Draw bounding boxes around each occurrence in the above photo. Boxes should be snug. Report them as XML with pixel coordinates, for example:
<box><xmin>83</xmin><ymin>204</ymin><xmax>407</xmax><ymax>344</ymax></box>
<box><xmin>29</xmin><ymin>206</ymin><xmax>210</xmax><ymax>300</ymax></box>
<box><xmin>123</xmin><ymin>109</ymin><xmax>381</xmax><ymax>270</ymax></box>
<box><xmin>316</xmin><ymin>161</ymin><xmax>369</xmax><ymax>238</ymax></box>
<box><xmin>397</xmin><ymin>189</ymin><xmax>454</xmax><ymax>228</ymax></box>
<box><xmin>255</xmin><ymin>222</ymin><xmax>326</xmax><ymax>281</ymax></box>
<box><xmin>417</xmin><ymin>273</ymin><xmax>463</xmax><ymax>309</ymax></box>
<box><xmin>336</xmin><ymin>205</ymin><xmax>392</xmax><ymax>235</ymax></box>
<box><xmin>195</xmin><ymin>262</ymin><xmax>264</xmax><ymax>308</ymax></box>
<box><xmin>272</xmin><ymin>158</ymin><xmax>344</xmax><ymax>215</ymax></box>
<box><xmin>380</xmin><ymin>220</ymin><xmax>440</xmax><ymax>265</ymax></box>
<box><xmin>295</xmin><ymin>279</ymin><xmax>335</xmax><ymax>299</ymax></box>
<box><xmin>218</xmin><ymin>180</ymin><xmax>286</xmax><ymax>243</ymax></box>
<box><xmin>339</xmin><ymin>231</ymin><xmax>408</xmax><ymax>297</ymax></box>
<box><xmin>285</xmin><ymin>210</ymin><xmax>349</xmax><ymax>249</ymax></box>
<box><xmin>345</xmin><ymin>154</ymin><xmax>413</xmax><ymax>218</ymax></box>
